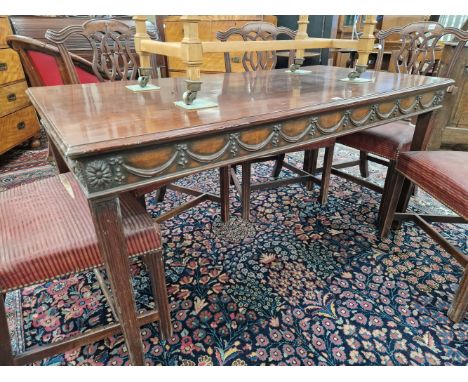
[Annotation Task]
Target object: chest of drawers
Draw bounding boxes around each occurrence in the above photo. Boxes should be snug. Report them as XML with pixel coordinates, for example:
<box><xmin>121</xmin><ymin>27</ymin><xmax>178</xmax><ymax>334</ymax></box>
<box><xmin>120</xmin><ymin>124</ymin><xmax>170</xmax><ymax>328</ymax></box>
<box><xmin>0</xmin><ymin>16</ymin><xmax>40</xmax><ymax>155</ymax></box>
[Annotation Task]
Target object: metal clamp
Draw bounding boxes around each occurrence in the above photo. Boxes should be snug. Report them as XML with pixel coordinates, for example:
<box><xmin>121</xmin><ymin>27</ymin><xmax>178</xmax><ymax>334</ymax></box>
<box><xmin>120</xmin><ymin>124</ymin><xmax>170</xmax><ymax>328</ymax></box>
<box><xmin>347</xmin><ymin>64</ymin><xmax>368</xmax><ymax>80</ymax></box>
<box><xmin>183</xmin><ymin>80</ymin><xmax>202</xmax><ymax>105</ymax></box>
<box><xmin>137</xmin><ymin>67</ymin><xmax>152</xmax><ymax>88</ymax></box>
<box><xmin>289</xmin><ymin>57</ymin><xmax>305</xmax><ymax>73</ymax></box>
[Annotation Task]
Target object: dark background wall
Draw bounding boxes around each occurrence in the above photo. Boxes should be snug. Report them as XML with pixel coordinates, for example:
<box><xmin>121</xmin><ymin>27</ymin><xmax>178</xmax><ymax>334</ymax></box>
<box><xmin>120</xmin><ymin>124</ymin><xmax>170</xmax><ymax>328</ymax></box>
<box><xmin>276</xmin><ymin>15</ymin><xmax>334</xmax><ymax>67</ymax></box>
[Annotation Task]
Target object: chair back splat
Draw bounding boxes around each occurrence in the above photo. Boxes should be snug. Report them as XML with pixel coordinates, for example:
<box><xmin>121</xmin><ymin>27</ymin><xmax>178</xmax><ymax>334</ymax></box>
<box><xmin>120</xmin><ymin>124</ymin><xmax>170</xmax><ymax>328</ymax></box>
<box><xmin>216</xmin><ymin>22</ymin><xmax>296</xmax><ymax>73</ymax></box>
<box><xmin>374</xmin><ymin>21</ymin><xmax>468</xmax><ymax>77</ymax></box>
<box><xmin>45</xmin><ymin>19</ymin><xmax>140</xmax><ymax>82</ymax></box>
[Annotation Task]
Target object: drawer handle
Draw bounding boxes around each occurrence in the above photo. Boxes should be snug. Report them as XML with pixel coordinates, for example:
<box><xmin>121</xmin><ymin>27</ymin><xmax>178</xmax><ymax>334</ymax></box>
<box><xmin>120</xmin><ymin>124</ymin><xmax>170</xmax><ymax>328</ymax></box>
<box><xmin>0</xmin><ymin>62</ymin><xmax>7</xmax><ymax>71</ymax></box>
<box><xmin>7</xmin><ymin>93</ymin><xmax>16</xmax><ymax>102</ymax></box>
<box><xmin>17</xmin><ymin>121</ymin><xmax>25</xmax><ymax>130</ymax></box>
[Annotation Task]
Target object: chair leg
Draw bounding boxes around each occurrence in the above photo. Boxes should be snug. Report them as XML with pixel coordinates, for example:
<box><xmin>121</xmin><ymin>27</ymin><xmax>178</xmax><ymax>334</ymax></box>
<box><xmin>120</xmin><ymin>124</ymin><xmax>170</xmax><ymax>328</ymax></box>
<box><xmin>241</xmin><ymin>161</ymin><xmax>251</xmax><ymax>221</ymax></box>
<box><xmin>271</xmin><ymin>154</ymin><xmax>286</xmax><ymax>179</ymax></box>
<box><xmin>219</xmin><ymin>166</ymin><xmax>230</xmax><ymax>223</ymax></box>
<box><xmin>144</xmin><ymin>250</ymin><xmax>172</xmax><ymax>340</ymax></box>
<box><xmin>359</xmin><ymin>151</ymin><xmax>369</xmax><ymax>178</ymax></box>
<box><xmin>318</xmin><ymin>145</ymin><xmax>334</xmax><ymax>205</ymax></box>
<box><xmin>448</xmin><ymin>264</ymin><xmax>468</xmax><ymax>323</ymax></box>
<box><xmin>156</xmin><ymin>186</ymin><xmax>167</xmax><ymax>203</ymax></box>
<box><xmin>304</xmin><ymin>149</ymin><xmax>318</xmax><ymax>191</ymax></box>
<box><xmin>379</xmin><ymin>171</ymin><xmax>406</xmax><ymax>238</ymax></box>
<box><xmin>0</xmin><ymin>293</ymin><xmax>15</xmax><ymax>365</ymax></box>
<box><xmin>378</xmin><ymin>160</ymin><xmax>396</xmax><ymax>227</ymax></box>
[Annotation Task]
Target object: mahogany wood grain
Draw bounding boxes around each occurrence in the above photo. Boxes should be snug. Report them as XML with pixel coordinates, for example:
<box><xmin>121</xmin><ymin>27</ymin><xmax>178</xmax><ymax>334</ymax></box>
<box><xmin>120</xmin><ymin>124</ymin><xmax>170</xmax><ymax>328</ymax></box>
<box><xmin>88</xmin><ymin>196</ymin><xmax>145</xmax><ymax>365</ymax></box>
<box><xmin>27</xmin><ymin>66</ymin><xmax>452</xmax><ymax>159</ymax></box>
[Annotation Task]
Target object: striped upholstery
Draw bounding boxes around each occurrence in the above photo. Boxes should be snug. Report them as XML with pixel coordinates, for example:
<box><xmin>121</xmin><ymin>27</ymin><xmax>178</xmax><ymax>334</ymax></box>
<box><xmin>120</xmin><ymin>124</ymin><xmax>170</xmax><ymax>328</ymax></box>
<box><xmin>396</xmin><ymin>151</ymin><xmax>468</xmax><ymax>219</ymax></box>
<box><xmin>338</xmin><ymin>121</ymin><xmax>414</xmax><ymax>160</ymax></box>
<box><xmin>0</xmin><ymin>173</ymin><xmax>161</xmax><ymax>292</ymax></box>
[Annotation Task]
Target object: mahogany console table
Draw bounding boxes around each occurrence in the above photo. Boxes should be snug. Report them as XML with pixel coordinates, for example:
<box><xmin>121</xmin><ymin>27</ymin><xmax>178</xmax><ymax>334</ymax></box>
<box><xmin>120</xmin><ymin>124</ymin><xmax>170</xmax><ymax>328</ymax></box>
<box><xmin>27</xmin><ymin>65</ymin><xmax>453</xmax><ymax>365</ymax></box>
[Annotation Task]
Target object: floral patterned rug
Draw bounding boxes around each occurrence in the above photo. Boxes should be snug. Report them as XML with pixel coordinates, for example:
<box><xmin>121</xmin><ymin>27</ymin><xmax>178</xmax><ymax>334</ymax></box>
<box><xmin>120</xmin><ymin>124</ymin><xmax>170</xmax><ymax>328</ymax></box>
<box><xmin>2</xmin><ymin>138</ymin><xmax>467</xmax><ymax>366</ymax></box>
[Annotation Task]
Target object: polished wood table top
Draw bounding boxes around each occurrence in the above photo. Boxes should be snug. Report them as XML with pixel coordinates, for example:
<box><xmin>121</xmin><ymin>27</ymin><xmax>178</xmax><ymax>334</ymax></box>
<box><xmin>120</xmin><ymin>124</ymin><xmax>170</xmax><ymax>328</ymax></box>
<box><xmin>26</xmin><ymin>64</ymin><xmax>454</xmax><ymax>365</ymax></box>
<box><xmin>28</xmin><ymin>65</ymin><xmax>451</xmax><ymax>157</ymax></box>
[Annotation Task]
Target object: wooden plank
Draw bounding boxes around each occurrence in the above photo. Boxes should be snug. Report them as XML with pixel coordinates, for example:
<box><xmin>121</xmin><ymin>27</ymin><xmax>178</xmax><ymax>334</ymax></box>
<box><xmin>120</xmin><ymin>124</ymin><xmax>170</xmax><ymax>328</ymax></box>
<box><xmin>201</xmin><ymin>38</ymin><xmax>358</xmax><ymax>54</ymax></box>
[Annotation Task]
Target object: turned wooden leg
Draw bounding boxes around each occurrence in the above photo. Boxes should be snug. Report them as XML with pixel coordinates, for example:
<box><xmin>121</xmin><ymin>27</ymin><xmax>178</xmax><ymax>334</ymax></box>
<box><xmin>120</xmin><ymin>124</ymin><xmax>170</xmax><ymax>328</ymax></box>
<box><xmin>379</xmin><ymin>171</ymin><xmax>405</xmax><ymax>238</ymax></box>
<box><xmin>377</xmin><ymin>160</ymin><xmax>396</xmax><ymax>227</ymax></box>
<box><xmin>89</xmin><ymin>197</ymin><xmax>145</xmax><ymax>365</ymax></box>
<box><xmin>241</xmin><ymin>161</ymin><xmax>251</xmax><ymax>221</ymax></box>
<box><xmin>448</xmin><ymin>265</ymin><xmax>468</xmax><ymax>323</ymax></box>
<box><xmin>145</xmin><ymin>249</ymin><xmax>172</xmax><ymax>339</ymax></box>
<box><xmin>304</xmin><ymin>149</ymin><xmax>318</xmax><ymax>191</ymax></box>
<box><xmin>271</xmin><ymin>154</ymin><xmax>285</xmax><ymax>179</ymax></box>
<box><xmin>0</xmin><ymin>293</ymin><xmax>14</xmax><ymax>365</ymax></box>
<box><xmin>359</xmin><ymin>151</ymin><xmax>369</xmax><ymax>178</ymax></box>
<box><xmin>29</xmin><ymin>134</ymin><xmax>41</xmax><ymax>149</ymax></box>
<box><xmin>319</xmin><ymin>145</ymin><xmax>334</xmax><ymax>205</ymax></box>
<box><xmin>219</xmin><ymin>166</ymin><xmax>230</xmax><ymax>223</ymax></box>
<box><xmin>156</xmin><ymin>186</ymin><xmax>167</xmax><ymax>203</ymax></box>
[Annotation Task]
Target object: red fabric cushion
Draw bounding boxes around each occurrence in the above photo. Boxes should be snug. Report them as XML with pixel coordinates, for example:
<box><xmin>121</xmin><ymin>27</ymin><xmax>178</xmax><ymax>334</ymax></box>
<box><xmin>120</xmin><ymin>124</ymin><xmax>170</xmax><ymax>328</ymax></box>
<box><xmin>27</xmin><ymin>50</ymin><xmax>64</xmax><ymax>86</ymax></box>
<box><xmin>338</xmin><ymin>121</ymin><xmax>414</xmax><ymax>160</ymax></box>
<box><xmin>0</xmin><ymin>173</ymin><xmax>162</xmax><ymax>292</ymax></box>
<box><xmin>27</xmin><ymin>51</ymin><xmax>100</xmax><ymax>86</ymax></box>
<box><xmin>76</xmin><ymin>66</ymin><xmax>100</xmax><ymax>84</ymax></box>
<box><xmin>396</xmin><ymin>151</ymin><xmax>468</xmax><ymax>219</ymax></box>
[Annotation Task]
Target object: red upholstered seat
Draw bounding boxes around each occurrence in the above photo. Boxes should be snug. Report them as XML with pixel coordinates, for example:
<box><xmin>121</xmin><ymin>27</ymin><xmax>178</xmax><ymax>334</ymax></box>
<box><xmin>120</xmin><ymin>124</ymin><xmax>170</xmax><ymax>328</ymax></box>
<box><xmin>27</xmin><ymin>50</ymin><xmax>100</xmax><ymax>86</ymax></box>
<box><xmin>0</xmin><ymin>173</ymin><xmax>161</xmax><ymax>292</ymax></box>
<box><xmin>338</xmin><ymin>121</ymin><xmax>414</xmax><ymax>160</ymax></box>
<box><xmin>396</xmin><ymin>151</ymin><xmax>468</xmax><ymax>219</ymax></box>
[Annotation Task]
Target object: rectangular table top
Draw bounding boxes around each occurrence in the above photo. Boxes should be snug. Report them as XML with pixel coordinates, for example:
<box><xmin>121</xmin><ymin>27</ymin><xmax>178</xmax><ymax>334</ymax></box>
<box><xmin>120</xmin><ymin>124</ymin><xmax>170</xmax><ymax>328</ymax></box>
<box><xmin>27</xmin><ymin>65</ymin><xmax>453</xmax><ymax>159</ymax></box>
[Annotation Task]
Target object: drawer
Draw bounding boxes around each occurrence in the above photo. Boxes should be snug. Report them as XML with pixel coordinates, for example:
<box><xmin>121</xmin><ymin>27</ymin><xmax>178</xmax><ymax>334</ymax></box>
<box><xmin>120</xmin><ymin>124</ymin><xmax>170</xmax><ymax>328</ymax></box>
<box><xmin>0</xmin><ymin>81</ymin><xmax>30</xmax><ymax>117</ymax></box>
<box><xmin>0</xmin><ymin>17</ymin><xmax>12</xmax><ymax>48</ymax></box>
<box><xmin>0</xmin><ymin>49</ymin><xmax>25</xmax><ymax>84</ymax></box>
<box><xmin>0</xmin><ymin>106</ymin><xmax>40</xmax><ymax>154</ymax></box>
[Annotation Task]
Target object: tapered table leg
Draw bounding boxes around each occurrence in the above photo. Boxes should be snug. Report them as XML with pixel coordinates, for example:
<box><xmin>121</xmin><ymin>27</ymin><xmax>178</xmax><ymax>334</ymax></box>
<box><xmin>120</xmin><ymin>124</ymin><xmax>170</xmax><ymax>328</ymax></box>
<box><xmin>219</xmin><ymin>166</ymin><xmax>230</xmax><ymax>223</ymax></box>
<box><xmin>241</xmin><ymin>161</ymin><xmax>251</xmax><ymax>221</ymax></box>
<box><xmin>88</xmin><ymin>196</ymin><xmax>145</xmax><ymax>366</ymax></box>
<box><xmin>396</xmin><ymin>110</ymin><xmax>436</xmax><ymax>214</ymax></box>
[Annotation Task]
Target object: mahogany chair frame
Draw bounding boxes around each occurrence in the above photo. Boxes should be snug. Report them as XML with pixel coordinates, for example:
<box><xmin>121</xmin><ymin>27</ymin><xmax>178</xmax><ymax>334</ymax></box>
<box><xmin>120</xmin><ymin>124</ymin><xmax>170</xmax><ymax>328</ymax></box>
<box><xmin>380</xmin><ymin>162</ymin><xmax>468</xmax><ymax>323</ymax></box>
<box><xmin>44</xmin><ymin>18</ymin><xmax>161</xmax><ymax>82</ymax></box>
<box><xmin>331</xmin><ymin>22</ymin><xmax>468</xmax><ymax>214</ymax></box>
<box><xmin>7</xmin><ymin>34</ymin><xmax>96</xmax><ymax>87</ymax></box>
<box><xmin>215</xmin><ymin>22</ymin><xmax>336</xmax><ymax>220</ymax></box>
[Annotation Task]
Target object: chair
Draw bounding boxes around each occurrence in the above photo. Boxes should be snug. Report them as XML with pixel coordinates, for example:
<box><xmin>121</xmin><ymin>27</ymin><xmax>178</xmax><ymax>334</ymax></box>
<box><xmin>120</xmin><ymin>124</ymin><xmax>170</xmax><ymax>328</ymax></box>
<box><xmin>0</xmin><ymin>173</ymin><xmax>171</xmax><ymax>365</ymax></box>
<box><xmin>216</xmin><ymin>22</ymin><xmax>336</xmax><ymax>220</ymax></box>
<box><xmin>331</xmin><ymin>22</ymin><xmax>468</xmax><ymax>222</ymax></box>
<box><xmin>44</xmin><ymin>19</ymin><xmax>151</xmax><ymax>82</ymax></box>
<box><xmin>380</xmin><ymin>151</ymin><xmax>468</xmax><ymax>322</ymax></box>
<box><xmin>7</xmin><ymin>35</ymin><xmax>100</xmax><ymax>86</ymax></box>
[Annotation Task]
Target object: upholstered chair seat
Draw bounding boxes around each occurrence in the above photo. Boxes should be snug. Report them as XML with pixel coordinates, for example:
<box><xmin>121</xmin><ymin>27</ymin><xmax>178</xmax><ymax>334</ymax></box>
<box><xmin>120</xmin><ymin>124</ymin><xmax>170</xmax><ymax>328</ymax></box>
<box><xmin>338</xmin><ymin>121</ymin><xmax>414</xmax><ymax>160</ymax></box>
<box><xmin>0</xmin><ymin>173</ymin><xmax>172</xmax><ymax>365</ymax></box>
<box><xmin>380</xmin><ymin>150</ymin><xmax>468</xmax><ymax>323</ymax></box>
<box><xmin>395</xmin><ymin>151</ymin><xmax>468</xmax><ymax>219</ymax></box>
<box><xmin>0</xmin><ymin>173</ymin><xmax>161</xmax><ymax>292</ymax></box>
